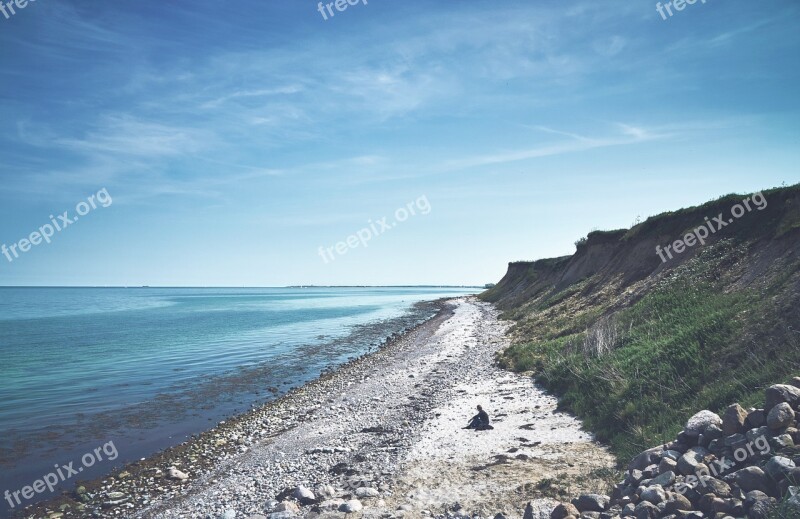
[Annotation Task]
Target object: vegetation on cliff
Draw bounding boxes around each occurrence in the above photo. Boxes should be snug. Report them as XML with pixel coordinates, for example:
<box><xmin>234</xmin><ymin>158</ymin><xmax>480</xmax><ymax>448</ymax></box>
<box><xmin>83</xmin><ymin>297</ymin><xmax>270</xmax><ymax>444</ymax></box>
<box><xmin>482</xmin><ymin>184</ymin><xmax>800</xmax><ymax>463</ymax></box>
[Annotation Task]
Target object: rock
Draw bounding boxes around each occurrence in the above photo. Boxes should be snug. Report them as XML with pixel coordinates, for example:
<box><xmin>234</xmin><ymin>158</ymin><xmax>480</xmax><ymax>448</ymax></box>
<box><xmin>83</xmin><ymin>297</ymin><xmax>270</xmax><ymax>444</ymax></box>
<box><xmin>339</xmin><ymin>499</ymin><xmax>363</xmax><ymax>513</ymax></box>
<box><xmin>764</xmin><ymin>456</ymin><xmax>795</xmax><ymax>481</ymax></box>
<box><xmin>167</xmin><ymin>467</ymin><xmax>189</xmax><ymax>481</ymax></box>
<box><xmin>651</xmin><ymin>470</ymin><xmax>675</xmax><ymax>488</ymax></box>
<box><xmin>274</xmin><ymin>501</ymin><xmax>300</xmax><ymax>514</ymax></box>
<box><xmin>571</xmin><ymin>494</ymin><xmax>609</xmax><ymax>512</ymax></box>
<box><xmin>633</xmin><ymin>500</ymin><xmax>658</xmax><ymax>519</ymax></box>
<box><xmin>747</xmin><ymin>409</ymin><xmax>767</xmax><ymax>428</ymax></box>
<box><xmin>765</xmin><ymin>384</ymin><xmax>800</xmax><ymax>411</ymax></box>
<box><xmin>640</xmin><ymin>485</ymin><xmax>666</xmax><ymax>504</ymax></box>
<box><xmin>747</xmin><ymin>497</ymin><xmax>776</xmax><ymax>519</ymax></box>
<box><xmin>629</xmin><ymin>446</ymin><xmax>664</xmax><ymax>471</ymax></box>
<box><xmin>292</xmin><ymin>485</ymin><xmax>316</xmax><ymax>505</ymax></box>
<box><xmin>723</xmin><ymin>404</ymin><xmax>749</xmax><ymax>435</ymax></box>
<box><xmin>767</xmin><ymin>402</ymin><xmax>795</xmax><ymax>430</ymax></box>
<box><xmin>658</xmin><ymin>458</ymin><xmax>677</xmax><ymax>475</ymax></box>
<box><xmin>685</xmin><ymin>410</ymin><xmax>723</xmax><ymax>437</ymax></box>
<box><xmin>355</xmin><ymin>487</ymin><xmax>379</xmax><ymax>498</ymax></box>
<box><xmin>221</xmin><ymin>511</ymin><xmax>236</xmax><ymax>519</ymax></box>
<box><xmin>677</xmin><ymin>447</ymin><xmax>710</xmax><ymax>475</ymax></box>
<box><xmin>314</xmin><ymin>484</ymin><xmax>336</xmax><ymax>499</ymax></box>
<box><xmin>550</xmin><ymin>502</ymin><xmax>580</xmax><ymax>519</ymax></box>
<box><xmin>663</xmin><ymin>492</ymin><xmax>692</xmax><ymax>513</ymax></box>
<box><xmin>697</xmin><ymin>475</ymin><xmax>731</xmax><ymax>497</ymax></box>
<box><xmin>318</xmin><ymin>499</ymin><xmax>345</xmax><ymax>511</ymax></box>
<box><xmin>790</xmin><ymin>377</ymin><xmax>800</xmax><ymax>389</ymax></box>
<box><xmin>732</xmin><ymin>466</ymin><xmax>771</xmax><ymax>494</ymax></box>
<box><xmin>770</xmin><ymin>433</ymin><xmax>795</xmax><ymax>449</ymax></box>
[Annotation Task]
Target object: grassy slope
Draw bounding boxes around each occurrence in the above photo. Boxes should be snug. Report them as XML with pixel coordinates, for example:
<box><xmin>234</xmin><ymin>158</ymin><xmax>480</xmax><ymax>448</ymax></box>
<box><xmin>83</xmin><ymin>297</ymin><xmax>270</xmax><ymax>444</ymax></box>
<box><xmin>482</xmin><ymin>185</ymin><xmax>800</xmax><ymax>464</ymax></box>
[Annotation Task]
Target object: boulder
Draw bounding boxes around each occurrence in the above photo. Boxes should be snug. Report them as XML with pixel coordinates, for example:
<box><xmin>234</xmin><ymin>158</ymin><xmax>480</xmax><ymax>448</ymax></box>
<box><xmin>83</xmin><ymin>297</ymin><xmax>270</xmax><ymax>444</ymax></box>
<box><xmin>651</xmin><ymin>470</ymin><xmax>675</xmax><ymax>487</ymax></box>
<box><xmin>355</xmin><ymin>487</ymin><xmax>379</xmax><ymax>498</ymax></box>
<box><xmin>629</xmin><ymin>446</ymin><xmax>665</xmax><ymax>471</ymax></box>
<box><xmin>677</xmin><ymin>447</ymin><xmax>710</xmax><ymax>475</ymax></box>
<box><xmin>685</xmin><ymin>410</ymin><xmax>723</xmax><ymax>437</ymax></box>
<box><xmin>292</xmin><ymin>485</ymin><xmax>316</xmax><ymax>505</ymax></box>
<box><xmin>732</xmin><ymin>466</ymin><xmax>771</xmax><ymax>494</ymax></box>
<box><xmin>765</xmin><ymin>384</ymin><xmax>800</xmax><ymax>411</ymax></box>
<box><xmin>747</xmin><ymin>409</ymin><xmax>767</xmax><ymax>428</ymax></box>
<box><xmin>764</xmin><ymin>456</ymin><xmax>795</xmax><ymax>481</ymax></box>
<box><xmin>640</xmin><ymin>485</ymin><xmax>666</xmax><ymax>504</ymax></box>
<box><xmin>767</xmin><ymin>402</ymin><xmax>795</xmax><ymax>430</ymax></box>
<box><xmin>338</xmin><ymin>499</ymin><xmax>363</xmax><ymax>513</ymax></box>
<box><xmin>723</xmin><ymin>404</ymin><xmax>749</xmax><ymax>435</ymax></box>
<box><xmin>550</xmin><ymin>502</ymin><xmax>579</xmax><ymax>519</ymax></box>
<box><xmin>632</xmin><ymin>500</ymin><xmax>658</xmax><ymax>519</ymax></box>
<box><xmin>571</xmin><ymin>494</ymin><xmax>609</xmax><ymax>512</ymax></box>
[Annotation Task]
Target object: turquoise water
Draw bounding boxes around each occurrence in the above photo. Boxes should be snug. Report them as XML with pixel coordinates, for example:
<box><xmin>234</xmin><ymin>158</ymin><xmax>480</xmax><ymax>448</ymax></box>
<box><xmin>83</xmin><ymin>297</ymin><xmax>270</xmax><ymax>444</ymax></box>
<box><xmin>0</xmin><ymin>286</ymin><xmax>476</xmax><ymax>513</ymax></box>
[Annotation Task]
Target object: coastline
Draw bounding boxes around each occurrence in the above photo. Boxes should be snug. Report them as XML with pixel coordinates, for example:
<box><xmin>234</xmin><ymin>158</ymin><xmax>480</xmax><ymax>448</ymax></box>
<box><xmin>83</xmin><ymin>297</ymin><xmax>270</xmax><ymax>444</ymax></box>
<box><xmin>15</xmin><ymin>298</ymin><xmax>455</xmax><ymax>518</ymax></box>
<box><xmin>20</xmin><ymin>297</ymin><xmax>615</xmax><ymax>519</ymax></box>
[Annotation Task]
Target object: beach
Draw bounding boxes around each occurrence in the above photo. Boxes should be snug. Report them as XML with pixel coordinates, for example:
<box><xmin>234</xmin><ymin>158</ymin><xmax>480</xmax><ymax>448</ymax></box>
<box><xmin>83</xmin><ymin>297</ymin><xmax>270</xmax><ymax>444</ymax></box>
<box><xmin>23</xmin><ymin>297</ymin><xmax>614</xmax><ymax>519</ymax></box>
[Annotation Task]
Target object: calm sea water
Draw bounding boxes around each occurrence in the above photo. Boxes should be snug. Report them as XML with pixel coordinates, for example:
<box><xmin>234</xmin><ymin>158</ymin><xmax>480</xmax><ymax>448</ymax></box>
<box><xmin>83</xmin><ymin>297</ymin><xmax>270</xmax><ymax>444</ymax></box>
<box><xmin>0</xmin><ymin>286</ymin><xmax>477</xmax><ymax>514</ymax></box>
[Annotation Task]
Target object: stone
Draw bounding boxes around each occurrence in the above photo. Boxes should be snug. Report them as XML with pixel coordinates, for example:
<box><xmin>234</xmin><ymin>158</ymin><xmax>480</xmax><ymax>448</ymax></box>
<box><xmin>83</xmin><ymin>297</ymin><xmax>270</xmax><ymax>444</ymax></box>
<box><xmin>747</xmin><ymin>409</ymin><xmax>767</xmax><ymax>428</ymax></box>
<box><xmin>723</xmin><ymin>404</ymin><xmax>749</xmax><ymax>435</ymax></box>
<box><xmin>640</xmin><ymin>485</ymin><xmax>666</xmax><ymax>504</ymax></box>
<box><xmin>697</xmin><ymin>475</ymin><xmax>731</xmax><ymax>497</ymax></box>
<box><xmin>550</xmin><ymin>502</ymin><xmax>580</xmax><ymax>519</ymax></box>
<box><xmin>677</xmin><ymin>447</ymin><xmax>710</xmax><ymax>475</ymax></box>
<box><xmin>167</xmin><ymin>467</ymin><xmax>189</xmax><ymax>481</ymax></box>
<box><xmin>790</xmin><ymin>377</ymin><xmax>800</xmax><ymax>389</ymax></box>
<box><xmin>764</xmin><ymin>456</ymin><xmax>795</xmax><ymax>481</ymax></box>
<box><xmin>765</xmin><ymin>384</ymin><xmax>800</xmax><ymax>411</ymax></box>
<box><xmin>571</xmin><ymin>494</ymin><xmax>609</xmax><ymax>512</ymax></box>
<box><xmin>767</xmin><ymin>402</ymin><xmax>795</xmax><ymax>430</ymax></box>
<box><xmin>629</xmin><ymin>446</ymin><xmax>664</xmax><ymax>471</ymax></box>
<box><xmin>339</xmin><ymin>499</ymin><xmax>363</xmax><ymax>513</ymax></box>
<box><xmin>651</xmin><ymin>470</ymin><xmax>676</xmax><ymax>487</ymax></box>
<box><xmin>274</xmin><ymin>502</ymin><xmax>300</xmax><ymax>514</ymax></box>
<box><xmin>632</xmin><ymin>500</ymin><xmax>658</xmax><ymax>519</ymax></box>
<box><xmin>658</xmin><ymin>458</ymin><xmax>678</xmax><ymax>475</ymax></box>
<box><xmin>685</xmin><ymin>410</ymin><xmax>723</xmax><ymax>437</ymax></box>
<box><xmin>732</xmin><ymin>466</ymin><xmax>771</xmax><ymax>494</ymax></box>
<box><xmin>314</xmin><ymin>484</ymin><xmax>336</xmax><ymax>499</ymax></box>
<box><xmin>293</xmin><ymin>485</ymin><xmax>316</xmax><ymax>505</ymax></box>
<box><xmin>355</xmin><ymin>487</ymin><xmax>379</xmax><ymax>498</ymax></box>
<box><xmin>747</xmin><ymin>497</ymin><xmax>776</xmax><ymax>519</ymax></box>
<box><xmin>318</xmin><ymin>499</ymin><xmax>345</xmax><ymax>511</ymax></box>
<box><xmin>221</xmin><ymin>511</ymin><xmax>236</xmax><ymax>519</ymax></box>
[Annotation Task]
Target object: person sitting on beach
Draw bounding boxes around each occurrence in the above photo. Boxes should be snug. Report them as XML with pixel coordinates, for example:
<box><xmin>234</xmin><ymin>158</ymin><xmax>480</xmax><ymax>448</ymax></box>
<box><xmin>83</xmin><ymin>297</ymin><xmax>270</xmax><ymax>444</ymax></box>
<box><xmin>464</xmin><ymin>405</ymin><xmax>493</xmax><ymax>430</ymax></box>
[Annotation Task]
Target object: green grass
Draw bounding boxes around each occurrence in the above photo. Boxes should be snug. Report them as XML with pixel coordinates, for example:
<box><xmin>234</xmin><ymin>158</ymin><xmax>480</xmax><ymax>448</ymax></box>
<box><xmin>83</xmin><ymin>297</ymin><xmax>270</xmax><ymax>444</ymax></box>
<box><xmin>497</xmin><ymin>241</ymin><xmax>800</xmax><ymax>463</ymax></box>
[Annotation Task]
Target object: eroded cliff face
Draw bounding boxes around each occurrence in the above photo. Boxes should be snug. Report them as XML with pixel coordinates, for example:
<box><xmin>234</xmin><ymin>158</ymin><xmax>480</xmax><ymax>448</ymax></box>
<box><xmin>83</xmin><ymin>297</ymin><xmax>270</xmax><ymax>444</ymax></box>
<box><xmin>483</xmin><ymin>185</ymin><xmax>800</xmax><ymax>318</ymax></box>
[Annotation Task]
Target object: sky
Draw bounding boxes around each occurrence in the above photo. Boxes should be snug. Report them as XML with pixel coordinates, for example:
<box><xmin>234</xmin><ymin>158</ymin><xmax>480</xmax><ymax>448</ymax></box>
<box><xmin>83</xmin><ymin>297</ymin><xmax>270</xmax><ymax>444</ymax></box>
<box><xmin>0</xmin><ymin>0</ymin><xmax>798</xmax><ymax>287</ymax></box>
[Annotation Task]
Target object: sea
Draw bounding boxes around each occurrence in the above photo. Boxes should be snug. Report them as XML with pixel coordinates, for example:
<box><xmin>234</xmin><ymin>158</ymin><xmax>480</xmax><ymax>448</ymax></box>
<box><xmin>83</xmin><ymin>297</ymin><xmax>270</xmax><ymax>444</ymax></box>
<box><xmin>0</xmin><ymin>286</ymin><xmax>478</xmax><ymax>514</ymax></box>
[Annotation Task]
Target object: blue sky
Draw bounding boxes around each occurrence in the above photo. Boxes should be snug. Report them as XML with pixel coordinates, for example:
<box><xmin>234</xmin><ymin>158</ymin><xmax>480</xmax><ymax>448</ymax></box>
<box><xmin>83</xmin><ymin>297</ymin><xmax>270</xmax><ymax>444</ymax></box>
<box><xmin>0</xmin><ymin>0</ymin><xmax>798</xmax><ymax>286</ymax></box>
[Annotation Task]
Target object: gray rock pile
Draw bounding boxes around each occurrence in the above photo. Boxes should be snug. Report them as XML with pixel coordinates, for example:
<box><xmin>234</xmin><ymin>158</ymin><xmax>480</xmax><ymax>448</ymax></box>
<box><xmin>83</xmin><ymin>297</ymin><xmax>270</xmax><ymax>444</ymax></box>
<box><xmin>549</xmin><ymin>378</ymin><xmax>800</xmax><ymax>519</ymax></box>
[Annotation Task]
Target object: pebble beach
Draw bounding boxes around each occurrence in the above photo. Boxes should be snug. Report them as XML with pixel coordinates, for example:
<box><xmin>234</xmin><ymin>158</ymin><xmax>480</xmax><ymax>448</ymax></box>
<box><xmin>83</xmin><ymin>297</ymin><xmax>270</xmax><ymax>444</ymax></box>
<box><xmin>23</xmin><ymin>298</ymin><xmax>614</xmax><ymax>519</ymax></box>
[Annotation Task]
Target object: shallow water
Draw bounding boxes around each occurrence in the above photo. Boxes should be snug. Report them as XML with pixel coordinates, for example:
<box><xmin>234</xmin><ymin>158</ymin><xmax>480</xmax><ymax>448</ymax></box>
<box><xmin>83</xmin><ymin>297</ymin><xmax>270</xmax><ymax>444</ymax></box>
<box><xmin>0</xmin><ymin>286</ymin><xmax>476</xmax><ymax>514</ymax></box>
